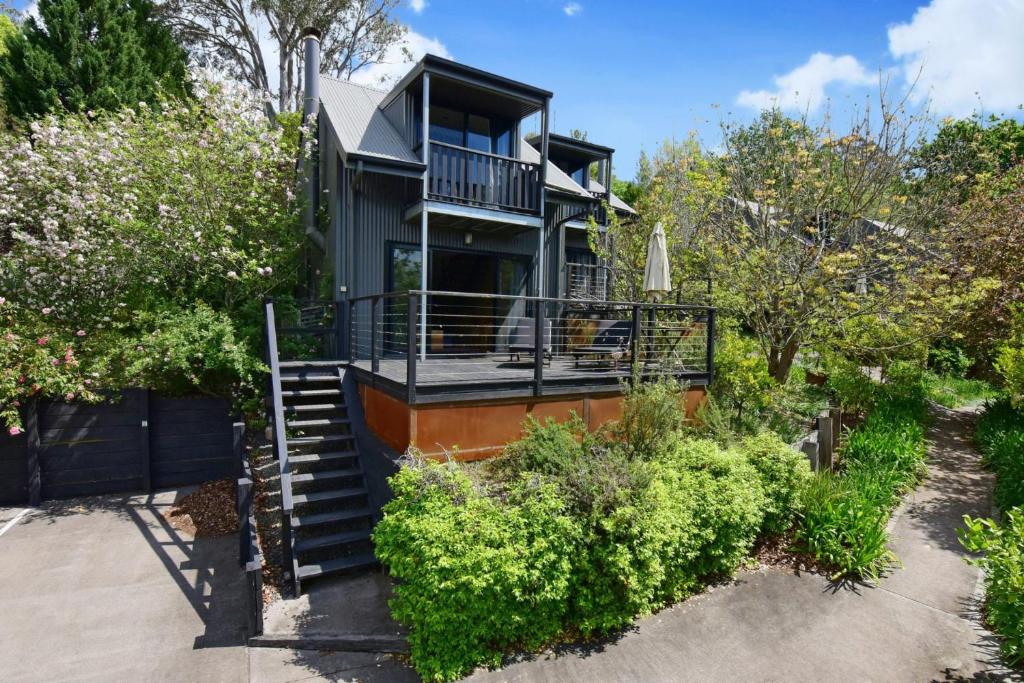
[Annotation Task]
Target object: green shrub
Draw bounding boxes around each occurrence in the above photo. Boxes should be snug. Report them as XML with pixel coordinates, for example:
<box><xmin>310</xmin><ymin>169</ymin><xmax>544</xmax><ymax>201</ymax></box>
<box><xmin>959</xmin><ymin>510</ymin><xmax>1024</xmax><ymax>666</ymax></box>
<box><xmin>569</xmin><ymin>438</ymin><xmax>765</xmax><ymax>635</ymax></box>
<box><xmin>975</xmin><ymin>399</ymin><xmax>1024</xmax><ymax>516</ymax></box>
<box><xmin>616</xmin><ymin>378</ymin><xmax>687</xmax><ymax>459</ymax></box>
<box><xmin>995</xmin><ymin>306</ymin><xmax>1024</xmax><ymax>408</ymax></box>
<box><xmin>373</xmin><ymin>461</ymin><xmax>580</xmax><ymax>682</ymax></box>
<box><xmin>825</xmin><ymin>356</ymin><xmax>877</xmax><ymax>414</ymax></box>
<box><xmin>796</xmin><ymin>472</ymin><xmax>893</xmax><ymax>578</ymax></box>
<box><xmin>796</xmin><ymin>371</ymin><xmax>929</xmax><ymax>578</ymax></box>
<box><xmin>928</xmin><ymin>339</ymin><xmax>972</xmax><ymax>377</ymax></box>
<box><xmin>500</xmin><ymin>415</ymin><xmax>589</xmax><ymax>476</ymax></box>
<box><xmin>741</xmin><ymin>432</ymin><xmax>813</xmax><ymax>535</ymax></box>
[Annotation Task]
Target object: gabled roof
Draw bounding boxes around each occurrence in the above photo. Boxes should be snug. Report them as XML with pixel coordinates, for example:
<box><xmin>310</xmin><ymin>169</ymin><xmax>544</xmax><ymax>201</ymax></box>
<box><xmin>319</xmin><ymin>76</ymin><xmax>422</xmax><ymax>167</ymax></box>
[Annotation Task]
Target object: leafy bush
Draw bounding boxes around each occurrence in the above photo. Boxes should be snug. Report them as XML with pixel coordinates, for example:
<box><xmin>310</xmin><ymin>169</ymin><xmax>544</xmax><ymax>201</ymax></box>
<box><xmin>796</xmin><ymin>372</ymin><xmax>929</xmax><ymax>578</ymax></box>
<box><xmin>797</xmin><ymin>472</ymin><xmax>893</xmax><ymax>578</ymax></box>
<box><xmin>0</xmin><ymin>84</ymin><xmax>303</xmax><ymax>429</ymax></box>
<box><xmin>712</xmin><ymin>329</ymin><xmax>774</xmax><ymax>428</ymax></box>
<box><xmin>959</xmin><ymin>510</ymin><xmax>1024</xmax><ymax>666</ymax></box>
<box><xmin>616</xmin><ymin>378</ymin><xmax>688</xmax><ymax>459</ymax></box>
<box><xmin>975</xmin><ymin>399</ymin><xmax>1024</xmax><ymax>515</ymax></box>
<box><xmin>377</xmin><ymin>396</ymin><xmax>794</xmax><ymax>679</ymax></box>
<box><xmin>825</xmin><ymin>355</ymin><xmax>877</xmax><ymax>414</ymax></box>
<box><xmin>113</xmin><ymin>304</ymin><xmax>265</xmax><ymax>404</ymax></box>
<box><xmin>373</xmin><ymin>461</ymin><xmax>580</xmax><ymax>682</ymax></box>
<box><xmin>927</xmin><ymin>339</ymin><xmax>972</xmax><ymax>377</ymax></box>
<box><xmin>995</xmin><ymin>306</ymin><xmax>1024</xmax><ymax>407</ymax></box>
<box><xmin>570</xmin><ymin>439</ymin><xmax>765</xmax><ymax>635</ymax></box>
<box><xmin>500</xmin><ymin>415</ymin><xmax>589</xmax><ymax>476</ymax></box>
<box><xmin>741</xmin><ymin>432</ymin><xmax>813</xmax><ymax>535</ymax></box>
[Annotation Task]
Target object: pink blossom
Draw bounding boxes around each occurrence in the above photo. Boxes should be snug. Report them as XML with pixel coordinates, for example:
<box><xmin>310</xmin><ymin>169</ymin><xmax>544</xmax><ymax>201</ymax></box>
<box><xmin>52</xmin><ymin>358</ymin><xmax>61</xmax><ymax>366</ymax></box>
<box><xmin>0</xmin><ymin>297</ymin><xmax>6</xmax><ymax>305</ymax></box>
<box><xmin>65</xmin><ymin>392</ymin><xmax>75</xmax><ymax>401</ymax></box>
<box><xmin>76</xmin><ymin>330</ymin><xmax>86</xmax><ymax>337</ymax></box>
<box><xmin>41</xmin><ymin>307</ymin><xmax>52</xmax><ymax>315</ymax></box>
<box><xmin>17</xmin><ymin>375</ymin><xmax>25</xmax><ymax>384</ymax></box>
<box><xmin>37</xmin><ymin>336</ymin><xmax>48</xmax><ymax>346</ymax></box>
<box><xmin>8</xmin><ymin>426</ymin><xmax>22</xmax><ymax>436</ymax></box>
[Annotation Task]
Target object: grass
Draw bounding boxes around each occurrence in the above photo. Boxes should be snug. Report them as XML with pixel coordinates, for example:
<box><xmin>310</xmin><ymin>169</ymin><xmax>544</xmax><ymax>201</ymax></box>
<box><xmin>923</xmin><ymin>371</ymin><xmax>997</xmax><ymax>408</ymax></box>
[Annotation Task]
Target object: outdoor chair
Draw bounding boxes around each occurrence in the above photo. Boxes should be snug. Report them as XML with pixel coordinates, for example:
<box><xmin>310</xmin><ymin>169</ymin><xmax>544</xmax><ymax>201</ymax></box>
<box><xmin>571</xmin><ymin>319</ymin><xmax>633</xmax><ymax>368</ymax></box>
<box><xmin>506</xmin><ymin>318</ymin><xmax>552</xmax><ymax>364</ymax></box>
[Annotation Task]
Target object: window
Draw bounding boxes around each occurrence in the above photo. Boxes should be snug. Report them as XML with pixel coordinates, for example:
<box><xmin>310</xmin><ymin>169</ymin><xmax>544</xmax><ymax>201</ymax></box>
<box><xmin>466</xmin><ymin>115</ymin><xmax>491</xmax><ymax>152</ymax></box>
<box><xmin>570</xmin><ymin>166</ymin><xmax>587</xmax><ymax>187</ymax></box>
<box><xmin>429</xmin><ymin>106</ymin><xmax>464</xmax><ymax>147</ymax></box>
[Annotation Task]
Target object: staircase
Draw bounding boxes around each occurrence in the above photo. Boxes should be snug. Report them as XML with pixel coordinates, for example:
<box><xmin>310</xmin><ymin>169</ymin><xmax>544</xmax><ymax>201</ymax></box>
<box><xmin>264</xmin><ymin>302</ymin><xmax>378</xmax><ymax>596</ymax></box>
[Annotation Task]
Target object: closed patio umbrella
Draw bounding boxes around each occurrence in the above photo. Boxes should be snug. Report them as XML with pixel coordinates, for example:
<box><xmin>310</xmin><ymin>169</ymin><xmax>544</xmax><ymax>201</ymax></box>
<box><xmin>643</xmin><ymin>222</ymin><xmax>672</xmax><ymax>301</ymax></box>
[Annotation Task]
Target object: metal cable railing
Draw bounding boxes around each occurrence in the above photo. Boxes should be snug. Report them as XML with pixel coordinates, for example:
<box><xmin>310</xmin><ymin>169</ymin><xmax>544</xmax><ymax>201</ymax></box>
<box><xmin>347</xmin><ymin>290</ymin><xmax>715</xmax><ymax>403</ymax></box>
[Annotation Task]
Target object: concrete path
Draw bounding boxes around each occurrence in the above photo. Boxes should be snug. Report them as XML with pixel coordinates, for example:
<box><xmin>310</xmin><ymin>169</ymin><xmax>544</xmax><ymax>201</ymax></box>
<box><xmin>463</xmin><ymin>405</ymin><xmax>1017</xmax><ymax>682</ymax></box>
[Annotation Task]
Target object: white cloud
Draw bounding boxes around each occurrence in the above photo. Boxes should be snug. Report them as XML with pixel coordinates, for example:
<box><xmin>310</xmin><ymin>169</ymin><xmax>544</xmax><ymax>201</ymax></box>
<box><xmin>348</xmin><ymin>30</ymin><xmax>452</xmax><ymax>88</ymax></box>
<box><xmin>888</xmin><ymin>0</ymin><xmax>1024</xmax><ymax>116</ymax></box>
<box><xmin>736</xmin><ymin>52</ymin><xmax>874</xmax><ymax>112</ymax></box>
<box><xmin>409</xmin><ymin>0</ymin><xmax>427</xmax><ymax>14</ymax></box>
<box><xmin>563</xmin><ymin>3</ymin><xmax>582</xmax><ymax>17</ymax></box>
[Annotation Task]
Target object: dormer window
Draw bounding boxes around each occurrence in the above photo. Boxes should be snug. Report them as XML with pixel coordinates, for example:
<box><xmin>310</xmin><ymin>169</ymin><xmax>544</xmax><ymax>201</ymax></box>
<box><xmin>556</xmin><ymin>160</ymin><xmax>590</xmax><ymax>189</ymax></box>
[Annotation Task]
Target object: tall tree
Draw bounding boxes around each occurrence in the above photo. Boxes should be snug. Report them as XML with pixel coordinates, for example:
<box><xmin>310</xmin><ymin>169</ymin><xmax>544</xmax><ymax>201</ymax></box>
<box><xmin>162</xmin><ymin>0</ymin><xmax>406</xmax><ymax>116</ymax></box>
<box><xmin>0</xmin><ymin>0</ymin><xmax>189</xmax><ymax>121</ymax></box>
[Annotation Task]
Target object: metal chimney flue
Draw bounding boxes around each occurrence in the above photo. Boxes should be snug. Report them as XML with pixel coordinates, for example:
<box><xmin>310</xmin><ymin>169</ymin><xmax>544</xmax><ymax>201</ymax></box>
<box><xmin>300</xmin><ymin>27</ymin><xmax>323</xmax><ymax>249</ymax></box>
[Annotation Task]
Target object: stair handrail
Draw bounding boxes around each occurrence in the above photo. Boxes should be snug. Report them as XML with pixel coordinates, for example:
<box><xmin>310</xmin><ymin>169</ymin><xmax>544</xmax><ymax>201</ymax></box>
<box><xmin>263</xmin><ymin>299</ymin><xmax>296</xmax><ymax>579</ymax></box>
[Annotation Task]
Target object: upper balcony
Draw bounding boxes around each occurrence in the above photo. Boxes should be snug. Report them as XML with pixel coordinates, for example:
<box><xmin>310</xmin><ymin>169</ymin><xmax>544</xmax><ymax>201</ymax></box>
<box><xmin>381</xmin><ymin>55</ymin><xmax>552</xmax><ymax>223</ymax></box>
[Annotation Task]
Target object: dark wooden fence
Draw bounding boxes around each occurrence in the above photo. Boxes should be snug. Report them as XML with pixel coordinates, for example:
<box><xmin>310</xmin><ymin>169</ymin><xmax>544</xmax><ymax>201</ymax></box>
<box><xmin>0</xmin><ymin>389</ymin><xmax>239</xmax><ymax>505</ymax></box>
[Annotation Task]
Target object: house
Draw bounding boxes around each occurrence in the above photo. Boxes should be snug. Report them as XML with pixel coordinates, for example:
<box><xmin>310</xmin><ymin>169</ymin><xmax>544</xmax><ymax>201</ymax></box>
<box><xmin>263</xmin><ymin>30</ymin><xmax>716</xmax><ymax>591</ymax></box>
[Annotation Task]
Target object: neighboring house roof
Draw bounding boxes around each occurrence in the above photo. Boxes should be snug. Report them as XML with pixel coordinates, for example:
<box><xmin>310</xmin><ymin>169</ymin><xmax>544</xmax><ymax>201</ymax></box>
<box><xmin>319</xmin><ymin>76</ymin><xmax>422</xmax><ymax>166</ymax></box>
<box><xmin>589</xmin><ymin>178</ymin><xmax>637</xmax><ymax>215</ymax></box>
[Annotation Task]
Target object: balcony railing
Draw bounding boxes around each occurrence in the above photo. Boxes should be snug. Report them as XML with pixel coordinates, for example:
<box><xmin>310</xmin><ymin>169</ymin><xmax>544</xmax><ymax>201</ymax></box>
<box><xmin>566</xmin><ymin>262</ymin><xmax>611</xmax><ymax>301</ymax></box>
<box><xmin>347</xmin><ymin>290</ymin><xmax>715</xmax><ymax>403</ymax></box>
<box><xmin>427</xmin><ymin>141</ymin><xmax>542</xmax><ymax>215</ymax></box>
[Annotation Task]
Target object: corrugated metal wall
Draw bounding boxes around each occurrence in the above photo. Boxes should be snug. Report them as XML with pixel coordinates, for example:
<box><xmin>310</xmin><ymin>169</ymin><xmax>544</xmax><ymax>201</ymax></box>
<box><xmin>346</xmin><ymin>172</ymin><xmax>541</xmax><ymax>299</ymax></box>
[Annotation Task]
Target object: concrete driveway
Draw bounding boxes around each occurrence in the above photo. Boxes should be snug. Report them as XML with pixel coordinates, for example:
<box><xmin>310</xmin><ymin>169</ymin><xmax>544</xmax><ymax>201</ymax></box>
<box><xmin>0</xmin><ymin>490</ymin><xmax>412</xmax><ymax>683</ymax></box>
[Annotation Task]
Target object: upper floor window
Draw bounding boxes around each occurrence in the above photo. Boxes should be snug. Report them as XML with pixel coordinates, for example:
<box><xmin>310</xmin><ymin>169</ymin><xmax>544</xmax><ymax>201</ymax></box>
<box><xmin>428</xmin><ymin>105</ymin><xmax>515</xmax><ymax>157</ymax></box>
<box><xmin>556</xmin><ymin>159</ymin><xmax>590</xmax><ymax>189</ymax></box>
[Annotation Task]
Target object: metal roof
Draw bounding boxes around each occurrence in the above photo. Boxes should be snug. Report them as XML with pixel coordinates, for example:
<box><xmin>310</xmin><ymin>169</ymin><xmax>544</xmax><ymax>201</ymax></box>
<box><xmin>589</xmin><ymin>178</ymin><xmax>637</xmax><ymax>215</ymax></box>
<box><xmin>519</xmin><ymin>141</ymin><xmax>592</xmax><ymax>199</ymax></box>
<box><xmin>319</xmin><ymin>76</ymin><xmax>422</xmax><ymax>166</ymax></box>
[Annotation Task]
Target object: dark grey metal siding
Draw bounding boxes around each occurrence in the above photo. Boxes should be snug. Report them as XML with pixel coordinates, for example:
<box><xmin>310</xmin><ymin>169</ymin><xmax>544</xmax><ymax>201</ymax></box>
<box><xmin>545</xmin><ymin>197</ymin><xmax>595</xmax><ymax>298</ymax></box>
<box><xmin>345</xmin><ymin>172</ymin><xmax>540</xmax><ymax>299</ymax></box>
<box><xmin>0</xmin><ymin>428</ymin><xmax>28</xmax><ymax>504</ymax></box>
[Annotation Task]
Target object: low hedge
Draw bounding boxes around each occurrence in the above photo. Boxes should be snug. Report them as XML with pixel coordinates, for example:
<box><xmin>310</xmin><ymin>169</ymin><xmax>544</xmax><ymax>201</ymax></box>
<box><xmin>960</xmin><ymin>399</ymin><xmax>1024</xmax><ymax>666</ymax></box>
<box><xmin>374</xmin><ymin>421</ymin><xmax>810</xmax><ymax>681</ymax></box>
<box><xmin>796</xmin><ymin>372</ymin><xmax>929</xmax><ymax>578</ymax></box>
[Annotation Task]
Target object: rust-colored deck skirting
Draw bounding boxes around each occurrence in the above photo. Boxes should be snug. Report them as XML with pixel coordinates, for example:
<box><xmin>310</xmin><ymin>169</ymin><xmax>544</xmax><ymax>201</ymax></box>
<box><xmin>359</xmin><ymin>383</ymin><xmax>708</xmax><ymax>461</ymax></box>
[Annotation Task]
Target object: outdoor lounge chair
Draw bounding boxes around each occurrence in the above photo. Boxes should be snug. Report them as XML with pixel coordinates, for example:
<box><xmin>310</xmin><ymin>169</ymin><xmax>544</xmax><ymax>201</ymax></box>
<box><xmin>507</xmin><ymin>317</ymin><xmax>552</xmax><ymax>364</ymax></box>
<box><xmin>571</xmin><ymin>319</ymin><xmax>633</xmax><ymax>368</ymax></box>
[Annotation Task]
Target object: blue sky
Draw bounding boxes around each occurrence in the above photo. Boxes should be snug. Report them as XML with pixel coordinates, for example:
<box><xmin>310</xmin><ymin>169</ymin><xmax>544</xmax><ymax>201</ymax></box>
<box><xmin>383</xmin><ymin>0</ymin><xmax>1024</xmax><ymax>179</ymax></box>
<box><xmin>11</xmin><ymin>0</ymin><xmax>1024</xmax><ymax>179</ymax></box>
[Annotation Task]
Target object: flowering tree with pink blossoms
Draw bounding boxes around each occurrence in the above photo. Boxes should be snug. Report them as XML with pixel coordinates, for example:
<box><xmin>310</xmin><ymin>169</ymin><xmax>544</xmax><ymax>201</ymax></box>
<box><xmin>0</xmin><ymin>83</ymin><xmax>306</xmax><ymax>431</ymax></box>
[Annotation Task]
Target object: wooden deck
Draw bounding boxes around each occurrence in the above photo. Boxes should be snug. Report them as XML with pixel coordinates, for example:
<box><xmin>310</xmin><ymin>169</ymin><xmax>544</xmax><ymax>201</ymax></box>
<box><xmin>350</xmin><ymin>354</ymin><xmax>708</xmax><ymax>404</ymax></box>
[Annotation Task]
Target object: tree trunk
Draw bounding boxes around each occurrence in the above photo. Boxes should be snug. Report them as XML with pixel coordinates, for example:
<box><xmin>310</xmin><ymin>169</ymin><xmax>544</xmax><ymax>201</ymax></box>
<box><xmin>278</xmin><ymin>41</ymin><xmax>289</xmax><ymax>114</ymax></box>
<box><xmin>767</xmin><ymin>339</ymin><xmax>801</xmax><ymax>383</ymax></box>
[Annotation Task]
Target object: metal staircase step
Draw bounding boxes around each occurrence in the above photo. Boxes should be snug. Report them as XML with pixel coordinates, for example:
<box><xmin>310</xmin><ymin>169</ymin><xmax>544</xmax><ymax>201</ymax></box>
<box><xmin>297</xmin><ymin>552</ymin><xmax>378</xmax><ymax>580</ymax></box>
<box><xmin>280</xmin><ymin>360</ymin><xmax>345</xmax><ymax>369</ymax></box>
<box><xmin>292</xmin><ymin>487</ymin><xmax>367</xmax><ymax>505</ymax></box>
<box><xmin>291</xmin><ymin>467</ymin><xmax>363</xmax><ymax>485</ymax></box>
<box><xmin>281</xmin><ymin>388</ymin><xmax>342</xmax><ymax>398</ymax></box>
<box><xmin>288</xmin><ymin>450</ymin><xmax>358</xmax><ymax>466</ymax></box>
<box><xmin>284</xmin><ymin>403</ymin><xmax>346</xmax><ymax>414</ymax></box>
<box><xmin>286</xmin><ymin>433</ymin><xmax>356</xmax><ymax>446</ymax></box>
<box><xmin>286</xmin><ymin>417</ymin><xmax>351</xmax><ymax>429</ymax></box>
<box><xmin>294</xmin><ymin>529</ymin><xmax>372</xmax><ymax>554</ymax></box>
<box><xmin>292</xmin><ymin>507</ymin><xmax>374</xmax><ymax>529</ymax></box>
<box><xmin>280</xmin><ymin>373</ymin><xmax>339</xmax><ymax>383</ymax></box>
